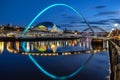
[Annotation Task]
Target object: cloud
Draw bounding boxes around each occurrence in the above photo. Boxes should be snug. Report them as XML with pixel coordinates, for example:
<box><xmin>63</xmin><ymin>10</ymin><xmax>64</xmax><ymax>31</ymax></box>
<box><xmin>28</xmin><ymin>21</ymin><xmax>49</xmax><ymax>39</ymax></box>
<box><xmin>94</xmin><ymin>5</ymin><xmax>106</xmax><ymax>9</ymax></box>
<box><xmin>70</xmin><ymin>21</ymin><xmax>81</xmax><ymax>24</ymax></box>
<box><xmin>61</xmin><ymin>14</ymin><xmax>79</xmax><ymax>19</ymax></box>
<box><xmin>81</xmin><ymin>20</ymin><xmax>108</xmax><ymax>25</ymax></box>
<box><xmin>67</xmin><ymin>19</ymin><xmax>110</xmax><ymax>27</ymax></box>
<box><xmin>94</xmin><ymin>10</ymin><xmax>120</xmax><ymax>16</ymax></box>
<box><xmin>98</xmin><ymin>20</ymin><xmax>109</xmax><ymax>23</ymax></box>
<box><xmin>60</xmin><ymin>24</ymin><xmax>73</xmax><ymax>27</ymax></box>
<box><xmin>109</xmin><ymin>18</ymin><xmax>120</xmax><ymax>23</ymax></box>
<box><xmin>60</xmin><ymin>13</ymin><xmax>114</xmax><ymax>28</ymax></box>
<box><xmin>59</xmin><ymin>20</ymin><xmax>111</xmax><ymax>31</ymax></box>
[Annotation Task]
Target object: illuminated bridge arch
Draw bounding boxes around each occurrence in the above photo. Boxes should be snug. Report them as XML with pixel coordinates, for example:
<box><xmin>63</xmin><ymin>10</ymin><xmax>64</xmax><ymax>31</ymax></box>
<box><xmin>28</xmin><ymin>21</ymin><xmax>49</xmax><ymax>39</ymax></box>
<box><xmin>22</xmin><ymin>4</ymin><xmax>95</xmax><ymax>36</ymax></box>
<box><xmin>22</xmin><ymin>3</ymin><xmax>94</xmax><ymax>80</ymax></box>
<box><xmin>80</xmin><ymin>26</ymin><xmax>108</xmax><ymax>36</ymax></box>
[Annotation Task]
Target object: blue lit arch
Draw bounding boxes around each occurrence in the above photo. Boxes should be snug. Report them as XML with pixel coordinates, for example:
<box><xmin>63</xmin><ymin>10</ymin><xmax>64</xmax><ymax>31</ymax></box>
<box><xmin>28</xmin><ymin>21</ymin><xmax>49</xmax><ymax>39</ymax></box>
<box><xmin>22</xmin><ymin>3</ymin><xmax>94</xmax><ymax>80</ymax></box>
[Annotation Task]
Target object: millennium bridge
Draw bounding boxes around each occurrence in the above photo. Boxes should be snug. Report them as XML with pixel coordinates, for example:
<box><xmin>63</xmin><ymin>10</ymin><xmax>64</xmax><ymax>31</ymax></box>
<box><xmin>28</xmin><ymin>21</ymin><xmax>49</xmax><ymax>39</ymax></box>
<box><xmin>0</xmin><ymin>3</ymin><xmax>120</xmax><ymax>79</ymax></box>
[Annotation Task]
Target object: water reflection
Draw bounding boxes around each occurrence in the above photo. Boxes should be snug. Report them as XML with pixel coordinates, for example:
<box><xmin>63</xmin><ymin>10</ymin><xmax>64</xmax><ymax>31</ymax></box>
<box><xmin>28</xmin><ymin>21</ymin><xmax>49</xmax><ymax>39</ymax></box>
<box><xmin>0</xmin><ymin>38</ymin><xmax>108</xmax><ymax>56</ymax></box>
<box><xmin>0</xmin><ymin>42</ymin><xmax>4</xmax><ymax>53</ymax></box>
<box><xmin>0</xmin><ymin>38</ymin><xmax>110</xmax><ymax>80</ymax></box>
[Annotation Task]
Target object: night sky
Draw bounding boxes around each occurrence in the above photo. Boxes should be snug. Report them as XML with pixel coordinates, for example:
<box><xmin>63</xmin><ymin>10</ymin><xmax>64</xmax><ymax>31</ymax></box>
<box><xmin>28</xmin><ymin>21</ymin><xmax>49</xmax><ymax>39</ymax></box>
<box><xmin>0</xmin><ymin>0</ymin><xmax>120</xmax><ymax>31</ymax></box>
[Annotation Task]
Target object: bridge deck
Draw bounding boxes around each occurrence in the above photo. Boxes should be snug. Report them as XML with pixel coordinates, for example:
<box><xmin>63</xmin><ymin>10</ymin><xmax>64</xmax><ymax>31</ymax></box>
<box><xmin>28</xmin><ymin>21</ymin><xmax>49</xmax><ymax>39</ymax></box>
<box><xmin>0</xmin><ymin>37</ymin><xmax>80</xmax><ymax>41</ymax></box>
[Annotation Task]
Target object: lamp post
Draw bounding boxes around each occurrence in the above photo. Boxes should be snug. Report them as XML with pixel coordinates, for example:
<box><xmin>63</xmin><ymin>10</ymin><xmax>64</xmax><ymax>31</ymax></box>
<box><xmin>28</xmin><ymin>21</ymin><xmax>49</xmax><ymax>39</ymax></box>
<box><xmin>114</xmin><ymin>23</ymin><xmax>119</xmax><ymax>29</ymax></box>
<box><xmin>114</xmin><ymin>23</ymin><xmax>119</xmax><ymax>36</ymax></box>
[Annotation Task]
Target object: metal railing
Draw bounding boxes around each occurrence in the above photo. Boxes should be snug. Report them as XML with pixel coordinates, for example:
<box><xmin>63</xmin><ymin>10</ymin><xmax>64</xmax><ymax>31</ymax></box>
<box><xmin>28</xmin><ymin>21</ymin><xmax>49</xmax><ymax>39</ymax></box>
<box><xmin>108</xmin><ymin>40</ymin><xmax>120</xmax><ymax>80</ymax></box>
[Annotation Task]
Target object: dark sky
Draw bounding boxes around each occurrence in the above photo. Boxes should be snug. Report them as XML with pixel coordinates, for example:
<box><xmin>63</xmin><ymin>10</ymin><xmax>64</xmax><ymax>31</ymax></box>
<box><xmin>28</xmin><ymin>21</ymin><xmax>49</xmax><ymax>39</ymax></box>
<box><xmin>0</xmin><ymin>0</ymin><xmax>120</xmax><ymax>31</ymax></box>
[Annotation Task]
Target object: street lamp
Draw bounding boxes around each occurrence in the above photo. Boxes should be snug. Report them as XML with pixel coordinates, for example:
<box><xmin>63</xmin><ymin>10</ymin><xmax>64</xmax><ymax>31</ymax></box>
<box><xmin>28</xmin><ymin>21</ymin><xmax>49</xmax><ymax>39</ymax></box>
<box><xmin>114</xmin><ymin>23</ymin><xmax>119</xmax><ymax>29</ymax></box>
<box><xmin>112</xmin><ymin>28</ymin><xmax>114</xmax><ymax>31</ymax></box>
<box><xmin>114</xmin><ymin>23</ymin><xmax>119</xmax><ymax>35</ymax></box>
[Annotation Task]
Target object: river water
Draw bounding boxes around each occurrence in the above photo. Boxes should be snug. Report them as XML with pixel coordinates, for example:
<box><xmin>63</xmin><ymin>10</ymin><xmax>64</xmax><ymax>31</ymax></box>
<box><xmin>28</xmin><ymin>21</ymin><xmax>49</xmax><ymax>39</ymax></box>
<box><xmin>0</xmin><ymin>38</ymin><xmax>110</xmax><ymax>80</ymax></box>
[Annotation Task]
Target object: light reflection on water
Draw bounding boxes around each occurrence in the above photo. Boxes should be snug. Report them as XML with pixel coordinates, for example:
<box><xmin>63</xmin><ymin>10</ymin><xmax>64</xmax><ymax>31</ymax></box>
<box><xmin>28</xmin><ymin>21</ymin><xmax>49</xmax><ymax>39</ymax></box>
<box><xmin>0</xmin><ymin>38</ymin><xmax>110</xmax><ymax>80</ymax></box>
<box><xmin>0</xmin><ymin>38</ymin><xmax>108</xmax><ymax>55</ymax></box>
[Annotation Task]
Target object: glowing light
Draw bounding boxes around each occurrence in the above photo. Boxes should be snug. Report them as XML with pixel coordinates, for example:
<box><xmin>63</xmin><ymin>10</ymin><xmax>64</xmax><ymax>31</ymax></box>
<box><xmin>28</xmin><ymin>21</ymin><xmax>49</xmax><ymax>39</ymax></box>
<box><xmin>22</xmin><ymin>3</ymin><xmax>94</xmax><ymax>80</ymax></box>
<box><xmin>112</xmin><ymin>28</ymin><xmax>114</xmax><ymax>31</ymax></box>
<box><xmin>51</xmin><ymin>44</ymin><xmax>57</xmax><ymax>53</ymax></box>
<box><xmin>38</xmin><ymin>25</ymin><xmax>47</xmax><ymax>30</ymax></box>
<box><xmin>68</xmin><ymin>40</ymin><xmax>72</xmax><ymax>46</ymax></box>
<box><xmin>73</xmin><ymin>40</ymin><xmax>78</xmax><ymax>45</ymax></box>
<box><xmin>114</xmin><ymin>23</ymin><xmax>119</xmax><ymax>27</ymax></box>
<box><xmin>0</xmin><ymin>42</ymin><xmax>4</xmax><ymax>54</ymax></box>
<box><xmin>37</xmin><ymin>46</ymin><xmax>47</xmax><ymax>52</ymax></box>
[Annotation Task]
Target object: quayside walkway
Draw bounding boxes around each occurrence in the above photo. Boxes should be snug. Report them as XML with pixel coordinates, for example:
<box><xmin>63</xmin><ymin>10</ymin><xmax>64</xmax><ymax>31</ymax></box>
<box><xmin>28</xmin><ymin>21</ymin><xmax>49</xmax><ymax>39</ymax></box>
<box><xmin>109</xmin><ymin>40</ymin><xmax>120</xmax><ymax>80</ymax></box>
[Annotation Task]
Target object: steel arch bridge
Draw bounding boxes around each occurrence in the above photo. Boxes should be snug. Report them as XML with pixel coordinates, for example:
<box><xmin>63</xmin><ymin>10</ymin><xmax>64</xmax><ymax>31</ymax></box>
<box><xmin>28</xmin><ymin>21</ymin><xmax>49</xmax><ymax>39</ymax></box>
<box><xmin>80</xmin><ymin>26</ymin><xmax>108</xmax><ymax>36</ymax></box>
<box><xmin>21</xmin><ymin>3</ymin><xmax>98</xmax><ymax>80</ymax></box>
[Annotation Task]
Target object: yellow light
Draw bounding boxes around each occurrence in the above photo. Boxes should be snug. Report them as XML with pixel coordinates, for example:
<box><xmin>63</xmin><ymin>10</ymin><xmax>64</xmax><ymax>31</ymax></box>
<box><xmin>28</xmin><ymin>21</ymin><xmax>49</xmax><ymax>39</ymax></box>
<box><xmin>51</xmin><ymin>44</ymin><xmax>57</xmax><ymax>53</ymax></box>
